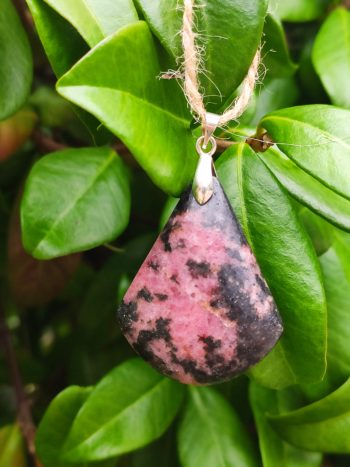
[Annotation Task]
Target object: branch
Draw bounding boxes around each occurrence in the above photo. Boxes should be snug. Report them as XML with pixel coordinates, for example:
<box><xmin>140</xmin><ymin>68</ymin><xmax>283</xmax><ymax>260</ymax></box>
<box><xmin>0</xmin><ymin>303</ymin><xmax>43</xmax><ymax>467</ymax></box>
<box><xmin>215</xmin><ymin>139</ymin><xmax>236</xmax><ymax>152</ymax></box>
<box><xmin>32</xmin><ymin>129</ymin><xmax>68</xmax><ymax>153</ymax></box>
<box><xmin>12</xmin><ymin>0</ymin><xmax>34</xmax><ymax>34</ymax></box>
<box><xmin>246</xmin><ymin>131</ymin><xmax>275</xmax><ymax>153</ymax></box>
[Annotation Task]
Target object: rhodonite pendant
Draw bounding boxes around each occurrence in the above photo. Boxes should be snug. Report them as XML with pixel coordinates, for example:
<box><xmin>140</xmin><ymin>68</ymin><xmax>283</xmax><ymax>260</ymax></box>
<box><xmin>117</xmin><ymin>175</ymin><xmax>283</xmax><ymax>385</ymax></box>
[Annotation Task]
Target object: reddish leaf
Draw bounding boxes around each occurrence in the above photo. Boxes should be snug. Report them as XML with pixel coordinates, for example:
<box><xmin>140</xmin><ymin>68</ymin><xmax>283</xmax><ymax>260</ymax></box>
<box><xmin>0</xmin><ymin>110</ymin><xmax>38</xmax><ymax>162</ymax></box>
<box><xmin>8</xmin><ymin>193</ymin><xmax>81</xmax><ymax>307</ymax></box>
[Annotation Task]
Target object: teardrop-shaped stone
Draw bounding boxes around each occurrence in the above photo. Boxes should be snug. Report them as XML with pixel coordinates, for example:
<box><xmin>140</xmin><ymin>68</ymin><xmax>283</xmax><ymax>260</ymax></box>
<box><xmin>117</xmin><ymin>177</ymin><xmax>283</xmax><ymax>385</ymax></box>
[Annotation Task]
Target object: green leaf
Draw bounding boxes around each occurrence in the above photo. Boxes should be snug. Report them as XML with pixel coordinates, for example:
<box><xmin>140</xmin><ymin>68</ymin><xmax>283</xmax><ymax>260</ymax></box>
<box><xmin>159</xmin><ymin>197</ymin><xmax>179</xmax><ymax>230</ymax></box>
<box><xmin>178</xmin><ymin>386</ymin><xmax>258</xmax><ymax>467</ymax></box>
<box><xmin>62</xmin><ymin>359</ymin><xmax>184</xmax><ymax>462</ymax></box>
<box><xmin>57</xmin><ymin>21</ymin><xmax>196</xmax><ymax>196</ymax></box>
<box><xmin>36</xmin><ymin>386</ymin><xmax>92</xmax><ymax>467</ymax></box>
<box><xmin>249</xmin><ymin>383</ymin><xmax>322</xmax><ymax>467</ymax></box>
<box><xmin>298</xmin><ymin>38</ymin><xmax>328</xmax><ymax>104</ymax></box>
<box><xmin>269</xmin><ymin>378</ymin><xmax>350</xmax><ymax>453</ymax></box>
<box><xmin>29</xmin><ymin>86</ymin><xmax>97</xmax><ymax>144</ymax></box>
<box><xmin>245</xmin><ymin>77</ymin><xmax>299</xmax><ymax>127</ymax></box>
<box><xmin>298</xmin><ymin>207</ymin><xmax>334</xmax><ymax>256</ymax></box>
<box><xmin>26</xmin><ymin>0</ymin><xmax>112</xmax><ymax>145</ymax></box>
<box><xmin>44</xmin><ymin>0</ymin><xmax>138</xmax><ymax>47</ymax></box>
<box><xmin>0</xmin><ymin>425</ymin><xmax>26</xmax><ymax>467</ymax></box>
<box><xmin>319</xmin><ymin>236</ymin><xmax>350</xmax><ymax>386</ymax></box>
<box><xmin>262</xmin><ymin>13</ymin><xmax>297</xmax><ymax>79</ymax></box>
<box><xmin>216</xmin><ymin>144</ymin><xmax>327</xmax><ymax>387</ymax></box>
<box><xmin>26</xmin><ymin>0</ymin><xmax>88</xmax><ymax>77</ymax></box>
<box><xmin>21</xmin><ymin>147</ymin><xmax>130</xmax><ymax>259</ymax></box>
<box><xmin>26</xmin><ymin>0</ymin><xmax>112</xmax><ymax>144</ymax></box>
<box><xmin>269</xmin><ymin>0</ymin><xmax>328</xmax><ymax>22</ymax></box>
<box><xmin>78</xmin><ymin>234</ymin><xmax>154</xmax><ymax>343</ymax></box>
<box><xmin>0</xmin><ymin>0</ymin><xmax>32</xmax><ymax>120</ymax></box>
<box><xmin>247</xmin><ymin>345</ymin><xmax>297</xmax><ymax>390</ymax></box>
<box><xmin>135</xmin><ymin>0</ymin><xmax>268</xmax><ymax>110</ymax></box>
<box><xmin>131</xmin><ymin>428</ymin><xmax>180</xmax><ymax>467</ymax></box>
<box><xmin>312</xmin><ymin>8</ymin><xmax>350</xmax><ymax>108</ymax></box>
<box><xmin>260</xmin><ymin>105</ymin><xmax>350</xmax><ymax>200</ymax></box>
<box><xmin>333</xmin><ymin>232</ymin><xmax>350</xmax><ymax>283</ymax></box>
<box><xmin>260</xmin><ymin>147</ymin><xmax>350</xmax><ymax>232</ymax></box>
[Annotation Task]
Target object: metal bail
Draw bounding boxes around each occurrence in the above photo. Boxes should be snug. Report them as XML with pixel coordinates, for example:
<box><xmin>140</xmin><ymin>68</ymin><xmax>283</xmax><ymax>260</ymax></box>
<box><xmin>192</xmin><ymin>135</ymin><xmax>217</xmax><ymax>205</ymax></box>
<box><xmin>203</xmin><ymin>112</ymin><xmax>221</xmax><ymax>148</ymax></box>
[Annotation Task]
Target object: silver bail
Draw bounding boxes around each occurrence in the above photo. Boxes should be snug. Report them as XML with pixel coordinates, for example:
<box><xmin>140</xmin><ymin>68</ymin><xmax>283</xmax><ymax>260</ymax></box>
<box><xmin>192</xmin><ymin>112</ymin><xmax>220</xmax><ymax>205</ymax></box>
<box><xmin>192</xmin><ymin>135</ymin><xmax>217</xmax><ymax>205</ymax></box>
<box><xmin>203</xmin><ymin>112</ymin><xmax>221</xmax><ymax>148</ymax></box>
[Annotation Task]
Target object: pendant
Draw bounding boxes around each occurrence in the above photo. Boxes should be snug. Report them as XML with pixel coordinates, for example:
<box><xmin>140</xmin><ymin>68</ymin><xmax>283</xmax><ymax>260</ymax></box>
<box><xmin>117</xmin><ymin>138</ymin><xmax>283</xmax><ymax>385</ymax></box>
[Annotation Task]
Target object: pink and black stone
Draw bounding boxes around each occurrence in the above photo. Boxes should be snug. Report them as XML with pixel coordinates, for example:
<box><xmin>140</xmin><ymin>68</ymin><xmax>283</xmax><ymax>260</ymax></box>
<box><xmin>117</xmin><ymin>177</ymin><xmax>283</xmax><ymax>385</ymax></box>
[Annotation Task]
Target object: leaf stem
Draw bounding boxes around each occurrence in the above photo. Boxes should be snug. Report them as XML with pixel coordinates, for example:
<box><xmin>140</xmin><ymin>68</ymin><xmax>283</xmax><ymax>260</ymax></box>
<box><xmin>0</xmin><ymin>302</ymin><xmax>43</xmax><ymax>467</ymax></box>
<box><xmin>32</xmin><ymin>129</ymin><xmax>68</xmax><ymax>153</ymax></box>
<box><xmin>12</xmin><ymin>0</ymin><xmax>34</xmax><ymax>34</ymax></box>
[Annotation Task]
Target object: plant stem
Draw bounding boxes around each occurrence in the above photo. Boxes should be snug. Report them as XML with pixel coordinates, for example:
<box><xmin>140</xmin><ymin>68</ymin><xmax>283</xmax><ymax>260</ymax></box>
<box><xmin>12</xmin><ymin>0</ymin><xmax>34</xmax><ymax>34</ymax></box>
<box><xmin>0</xmin><ymin>303</ymin><xmax>43</xmax><ymax>467</ymax></box>
<box><xmin>32</xmin><ymin>129</ymin><xmax>68</xmax><ymax>153</ymax></box>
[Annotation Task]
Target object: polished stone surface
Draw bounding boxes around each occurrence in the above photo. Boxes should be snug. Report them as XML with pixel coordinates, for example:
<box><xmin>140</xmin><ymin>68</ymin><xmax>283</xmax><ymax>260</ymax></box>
<box><xmin>117</xmin><ymin>177</ymin><xmax>283</xmax><ymax>385</ymax></box>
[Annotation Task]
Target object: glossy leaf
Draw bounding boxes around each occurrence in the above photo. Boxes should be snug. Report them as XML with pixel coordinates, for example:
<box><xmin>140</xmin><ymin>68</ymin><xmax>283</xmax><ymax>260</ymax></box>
<box><xmin>216</xmin><ymin>144</ymin><xmax>327</xmax><ymax>387</ymax></box>
<box><xmin>57</xmin><ymin>21</ymin><xmax>196</xmax><ymax>196</ymax></box>
<box><xmin>246</xmin><ymin>77</ymin><xmax>299</xmax><ymax>127</ymax></box>
<box><xmin>159</xmin><ymin>197</ymin><xmax>179</xmax><ymax>230</ymax></box>
<box><xmin>0</xmin><ymin>0</ymin><xmax>32</xmax><ymax>120</ymax></box>
<box><xmin>135</xmin><ymin>0</ymin><xmax>268</xmax><ymax>110</ymax></box>
<box><xmin>262</xmin><ymin>13</ymin><xmax>297</xmax><ymax>79</ymax></box>
<box><xmin>27</xmin><ymin>0</ymin><xmax>112</xmax><ymax>144</ymax></box>
<box><xmin>270</xmin><ymin>378</ymin><xmax>350</xmax><ymax>452</ymax></box>
<box><xmin>62</xmin><ymin>359</ymin><xmax>184</xmax><ymax>462</ymax></box>
<box><xmin>260</xmin><ymin>147</ymin><xmax>350</xmax><ymax>232</ymax></box>
<box><xmin>312</xmin><ymin>8</ymin><xmax>350</xmax><ymax>108</ymax></box>
<box><xmin>319</xmin><ymin>237</ymin><xmax>350</xmax><ymax>386</ymax></box>
<box><xmin>26</xmin><ymin>0</ymin><xmax>88</xmax><ymax>77</ymax></box>
<box><xmin>247</xmin><ymin>345</ymin><xmax>297</xmax><ymax>390</ymax></box>
<box><xmin>44</xmin><ymin>0</ymin><xmax>138</xmax><ymax>47</ymax></box>
<box><xmin>21</xmin><ymin>147</ymin><xmax>130</xmax><ymax>259</ymax></box>
<box><xmin>333</xmin><ymin>232</ymin><xmax>350</xmax><ymax>283</ymax></box>
<box><xmin>178</xmin><ymin>386</ymin><xmax>258</xmax><ymax>467</ymax></box>
<box><xmin>249</xmin><ymin>383</ymin><xmax>322</xmax><ymax>467</ymax></box>
<box><xmin>36</xmin><ymin>386</ymin><xmax>92</xmax><ymax>467</ymax></box>
<box><xmin>0</xmin><ymin>425</ymin><xmax>26</xmax><ymax>467</ymax></box>
<box><xmin>260</xmin><ymin>105</ymin><xmax>350</xmax><ymax>200</ymax></box>
<box><xmin>269</xmin><ymin>0</ymin><xmax>328</xmax><ymax>22</ymax></box>
<box><xmin>298</xmin><ymin>39</ymin><xmax>328</xmax><ymax>104</ymax></box>
<box><xmin>298</xmin><ymin>207</ymin><xmax>334</xmax><ymax>256</ymax></box>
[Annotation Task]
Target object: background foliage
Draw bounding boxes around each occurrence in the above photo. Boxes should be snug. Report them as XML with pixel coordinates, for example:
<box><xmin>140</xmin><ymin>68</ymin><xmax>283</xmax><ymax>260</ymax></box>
<box><xmin>1</xmin><ymin>0</ymin><xmax>350</xmax><ymax>465</ymax></box>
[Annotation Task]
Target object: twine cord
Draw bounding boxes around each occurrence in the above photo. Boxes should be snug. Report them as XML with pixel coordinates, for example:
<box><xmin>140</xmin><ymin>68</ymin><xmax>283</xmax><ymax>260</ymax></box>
<box><xmin>179</xmin><ymin>0</ymin><xmax>350</xmax><ymax>155</ymax></box>
<box><xmin>181</xmin><ymin>0</ymin><xmax>260</xmax><ymax>131</ymax></box>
